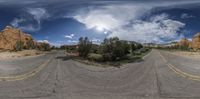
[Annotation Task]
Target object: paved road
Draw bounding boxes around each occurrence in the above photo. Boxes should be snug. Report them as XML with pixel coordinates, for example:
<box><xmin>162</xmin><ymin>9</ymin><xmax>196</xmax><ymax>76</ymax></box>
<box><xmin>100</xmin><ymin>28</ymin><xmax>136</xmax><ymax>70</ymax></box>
<box><xmin>0</xmin><ymin>50</ymin><xmax>200</xmax><ymax>99</ymax></box>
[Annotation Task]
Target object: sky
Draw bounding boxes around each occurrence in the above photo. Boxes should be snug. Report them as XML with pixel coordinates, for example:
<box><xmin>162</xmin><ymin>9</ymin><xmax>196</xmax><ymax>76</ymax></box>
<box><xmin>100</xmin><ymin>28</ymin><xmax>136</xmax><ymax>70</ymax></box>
<box><xmin>0</xmin><ymin>0</ymin><xmax>200</xmax><ymax>46</ymax></box>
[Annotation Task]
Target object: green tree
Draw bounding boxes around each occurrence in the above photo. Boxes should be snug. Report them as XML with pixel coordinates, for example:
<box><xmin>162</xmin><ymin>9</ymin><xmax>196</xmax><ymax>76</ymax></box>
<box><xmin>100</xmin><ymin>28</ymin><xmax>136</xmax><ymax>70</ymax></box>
<box><xmin>37</xmin><ymin>43</ymin><xmax>51</xmax><ymax>51</ymax></box>
<box><xmin>27</xmin><ymin>40</ymin><xmax>35</xmax><ymax>49</ymax></box>
<box><xmin>101</xmin><ymin>37</ymin><xmax>130</xmax><ymax>61</ymax></box>
<box><xmin>136</xmin><ymin>44</ymin><xmax>143</xmax><ymax>49</ymax></box>
<box><xmin>42</xmin><ymin>43</ymin><xmax>51</xmax><ymax>51</ymax></box>
<box><xmin>15</xmin><ymin>41</ymin><xmax>24</xmax><ymax>51</ymax></box>
<box><xmin>78</xmin><ymin>37</ymin><xmax>92</xmax><ymax>58</ymax></box>
<box><xmin>131</xmin><ymin>44</ymin><xmax>137</xmax><ymax>54</ymax></box>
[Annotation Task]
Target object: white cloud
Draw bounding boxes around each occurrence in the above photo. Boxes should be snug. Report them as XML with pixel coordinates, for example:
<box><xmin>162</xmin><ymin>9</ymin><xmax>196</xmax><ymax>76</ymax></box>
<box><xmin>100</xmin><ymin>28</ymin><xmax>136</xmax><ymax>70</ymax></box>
<box><xmin>37</xmin><ymin>40</ymin><xmax>49</xmax><ymax>43</ymax></box>
<box><xmin>64</xmin><ymin>34</ymin><xmax>75</xmax><ymax>39</ymax></box>
<box><xmin>181</xmin><ymin>13</ymin><xmax>194</xmax><ymax>19</ymax></box>
<box><xmin>91</xmin><ymin>38</ymin><xmax>101</xmax><ymax>44</ymax></box>
<box><xmin>109</xmin><ymin>14</ymin><xmax>185</xmax><ymax>43</ymax></box>
<box><xmin>74</xmin><ymin>5</ymin><xmax>150</xmax><ymax>32</ymax></box>
<box><xmin>27</xmin><ymin>8</ymin><xmax>49</xmax><ymax>24</ymax></box>
<box><xmin>73</xmin><ymin>4</ymin><xmax>186</xmax><ymax>43</ymax></box>
<box><xmin>10</xmin><ymin>8</ymin><xmax>49</xmax><ymax>31</ymax></box>
<box><xmin>67</xmin><ymin>40</ymin><xmax>78</xmax><ymax>44</ymax></box>
<box><xmin>37</xmin><ymin>39</ymin><xmax>62</xmax><ymax>46</ymax></box>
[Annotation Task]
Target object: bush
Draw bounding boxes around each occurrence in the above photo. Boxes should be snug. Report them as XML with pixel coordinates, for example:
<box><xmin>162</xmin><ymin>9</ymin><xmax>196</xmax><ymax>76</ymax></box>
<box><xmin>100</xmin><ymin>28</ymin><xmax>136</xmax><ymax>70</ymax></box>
<box><xmin>88</xmin><ymin>53</ymin><xmax>104</xmax><ymax>62</ymax></box>
<box><xmin>37</xmin><ymin>43</ymin><xmax>51</xmax><ymax>51</ymax></box>
<box><xmin>15</xmin><ymin>41</ymin><xmax>24</xmax><ymax>51</ymax></box>
<box><xmin>139</xmin><ymin>48</ymin><xmax>149</xmax><ymax>53</ymax></box>
<box><xmin>78</xmin><ymin>37</ymin><xmax>92</xmax><ymax>58</ymax></box>
<box><xmin>101</xmin><ymin>37</ymin><xmax>130</xmax><ymax>61</ymax></box>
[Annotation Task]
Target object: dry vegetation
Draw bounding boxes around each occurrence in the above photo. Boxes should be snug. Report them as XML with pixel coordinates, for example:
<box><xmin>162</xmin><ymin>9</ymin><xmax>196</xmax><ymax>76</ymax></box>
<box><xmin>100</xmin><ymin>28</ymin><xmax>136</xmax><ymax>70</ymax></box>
<box><xmin>171</xmin><ymin>51</ymin><xmax>200</xmax><ymax>59</ymax></box>
<box><xmin>0</xmin><ymin>50</ymin><xmax>44</xmax><ymax>60</ymax></box>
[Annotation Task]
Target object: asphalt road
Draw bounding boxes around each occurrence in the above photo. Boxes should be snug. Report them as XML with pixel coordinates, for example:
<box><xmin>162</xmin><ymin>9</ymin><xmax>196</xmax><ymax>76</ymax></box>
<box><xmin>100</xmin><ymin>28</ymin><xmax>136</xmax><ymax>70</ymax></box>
<box><xmin>0</xmin><ymin>50</ymin><xmax>200</xmax><ymax>99</ymax></box>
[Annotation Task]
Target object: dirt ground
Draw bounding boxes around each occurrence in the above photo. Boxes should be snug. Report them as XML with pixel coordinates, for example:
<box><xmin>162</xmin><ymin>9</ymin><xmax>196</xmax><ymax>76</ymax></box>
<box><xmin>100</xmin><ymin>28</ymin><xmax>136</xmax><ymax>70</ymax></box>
<box><xmin>0</xmin><ymin>50</ymin><xmax>44</xmax><ymax>60</ymax></box>
<box><xmin>171</xmin><ymin>51</ymin><xmax>200</xmax><ymax>59</ymax></box>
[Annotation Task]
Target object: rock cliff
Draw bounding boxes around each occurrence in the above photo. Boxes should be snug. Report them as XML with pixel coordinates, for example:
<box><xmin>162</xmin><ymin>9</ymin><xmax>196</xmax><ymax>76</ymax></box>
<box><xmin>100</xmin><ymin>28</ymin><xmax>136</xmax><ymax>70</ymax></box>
<box><xmin>192</xmin><ymin>33</ymin><xmax>200</xmax><ymax>49</ymax></box>
<box><xmin>0</xmin><ymin>26</ymin><xmax>34</xmax><ymax>50</ymax></box>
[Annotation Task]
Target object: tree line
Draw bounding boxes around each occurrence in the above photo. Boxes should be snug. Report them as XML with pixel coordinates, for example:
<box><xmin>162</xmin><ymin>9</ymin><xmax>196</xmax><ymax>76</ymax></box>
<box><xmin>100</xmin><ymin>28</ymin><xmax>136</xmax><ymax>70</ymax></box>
<box><xmin>76</xmin><ymin>37</ymin><xmax>148</xmax><ymax>62</ymax></box>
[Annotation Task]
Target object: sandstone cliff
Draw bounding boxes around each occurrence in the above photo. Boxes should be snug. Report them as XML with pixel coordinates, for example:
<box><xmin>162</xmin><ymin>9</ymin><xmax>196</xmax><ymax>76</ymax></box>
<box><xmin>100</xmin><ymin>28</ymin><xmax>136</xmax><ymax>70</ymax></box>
<box><xmin>0</xmin><ymin>26</ymin><xmax>34</xmax><ymax>50</ymax></box>
<box><xmin>178</xmin><ymin>33</ymin><xmax>200</xmax><ymax>50</ymax></box>
<box><xmin>178</xmin><ymin>38</ymin><xmax>190</xmax><ymax>47</ymax></box>
<box><xmin>192</xmin><ymin>33</ymin><xmax>200</xmax><ymax>49</ymax></box>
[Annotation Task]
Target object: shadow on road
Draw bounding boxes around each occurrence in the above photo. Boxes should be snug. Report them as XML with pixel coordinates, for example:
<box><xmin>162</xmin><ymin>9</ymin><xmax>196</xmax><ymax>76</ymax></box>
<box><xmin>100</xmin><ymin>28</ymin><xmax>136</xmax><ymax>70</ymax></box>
<box><xmin>56</xmin><ymin>56</ymin><xmax>71</xmax><ymax>61</ymax></box>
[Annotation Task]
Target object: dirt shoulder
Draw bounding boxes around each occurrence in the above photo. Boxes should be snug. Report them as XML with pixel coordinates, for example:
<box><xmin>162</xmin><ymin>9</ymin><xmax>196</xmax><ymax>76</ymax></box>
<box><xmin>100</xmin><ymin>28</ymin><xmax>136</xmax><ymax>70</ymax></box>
<box><xmin>170</xmin><ymin>51</ymin><xmax>200</xmax><ymax>59</ymax></box>
<box><xmin>0</xmin><ymin>50</ymin><xmax>46</xmax><ymax>60</ymax></box>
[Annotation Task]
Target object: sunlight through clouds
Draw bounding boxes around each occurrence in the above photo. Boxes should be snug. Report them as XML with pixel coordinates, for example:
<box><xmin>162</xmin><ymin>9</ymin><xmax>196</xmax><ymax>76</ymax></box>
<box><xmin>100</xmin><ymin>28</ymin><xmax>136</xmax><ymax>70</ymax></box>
<box><xmin>73</xmin><ymin>4</ymin><xmax>185</xmax><ymax>43</ymax></box>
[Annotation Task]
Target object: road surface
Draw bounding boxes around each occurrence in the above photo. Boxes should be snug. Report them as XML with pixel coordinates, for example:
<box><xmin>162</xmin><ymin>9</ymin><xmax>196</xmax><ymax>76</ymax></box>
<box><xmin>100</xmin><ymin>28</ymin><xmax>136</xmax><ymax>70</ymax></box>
<box><xmin>0</xmin><ymin>50</ymin><xmax>200</xmax><ymax>99</ymax></box>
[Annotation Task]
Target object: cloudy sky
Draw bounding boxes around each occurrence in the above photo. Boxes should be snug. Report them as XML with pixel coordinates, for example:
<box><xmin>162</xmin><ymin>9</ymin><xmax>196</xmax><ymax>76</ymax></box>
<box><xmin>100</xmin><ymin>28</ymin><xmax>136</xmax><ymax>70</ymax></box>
<box><xmin>0</xmin><ymin>0</ymin><xmax>200</xmax><ymax>46</ymax></box>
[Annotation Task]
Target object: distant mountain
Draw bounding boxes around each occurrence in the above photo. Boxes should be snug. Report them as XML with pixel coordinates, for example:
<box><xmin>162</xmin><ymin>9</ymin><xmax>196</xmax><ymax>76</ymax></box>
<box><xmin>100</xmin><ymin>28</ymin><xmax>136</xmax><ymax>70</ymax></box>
<box><xmin>0</xmin><ymin>26</ymin><xmax>34</xmax><ymax>50</ymax></box>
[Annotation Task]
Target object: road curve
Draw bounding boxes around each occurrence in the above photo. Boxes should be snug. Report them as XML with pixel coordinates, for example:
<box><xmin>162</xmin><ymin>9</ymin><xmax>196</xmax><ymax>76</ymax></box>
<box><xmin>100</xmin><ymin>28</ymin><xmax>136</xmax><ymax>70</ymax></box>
<box><xmin>0</xmin><ymin>50</ymin><xmax>199</xmax><ymax>99</ymax></box>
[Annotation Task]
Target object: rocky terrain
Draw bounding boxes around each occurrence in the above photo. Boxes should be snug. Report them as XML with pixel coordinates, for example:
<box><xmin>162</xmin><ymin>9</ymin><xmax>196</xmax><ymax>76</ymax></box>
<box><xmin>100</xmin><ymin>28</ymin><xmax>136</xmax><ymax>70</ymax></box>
<box><xmin>191</xmin><ymin>33</ymin><xmax>200</xmax><ymax>49</ymax></box>
<box><xmin>0</xmin><ymin>26</ymin><xmax>34</xmax><ymax>51</ymax></box>
<box><xmin>0</xmin><ymin>26</ymin><xmax>50</xmax><ymax>59</ymax></box>
<box><xmin>178</xmin><ymin>33</ymin><xmax>200</xmax><ymax>50</ymax></box>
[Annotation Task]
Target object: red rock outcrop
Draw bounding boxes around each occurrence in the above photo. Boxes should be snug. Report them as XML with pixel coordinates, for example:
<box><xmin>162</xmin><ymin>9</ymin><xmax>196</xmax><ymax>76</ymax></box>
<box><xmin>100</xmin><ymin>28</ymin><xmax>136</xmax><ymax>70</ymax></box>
<box><xmin>191</xmin><ymin>33</ymin><xmax>200</xmax><ymax>49</ymax></box>
<box><xmin>0</xmin><ymin>26</ymin><xmax>34</xmax><ymax>50</ymax></box>
<box><xmin>178</xmin><ymin>38</ymin><xmax>190</xmax><ymax>47</ymax></box>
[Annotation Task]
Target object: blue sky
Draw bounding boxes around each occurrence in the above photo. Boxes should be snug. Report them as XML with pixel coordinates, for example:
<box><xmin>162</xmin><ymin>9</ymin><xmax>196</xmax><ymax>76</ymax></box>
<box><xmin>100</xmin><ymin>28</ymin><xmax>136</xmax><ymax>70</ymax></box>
<box><xmin>0</xmin><ymin>0</ymin><xmax>200</xmax><ymax>46</ymax></box>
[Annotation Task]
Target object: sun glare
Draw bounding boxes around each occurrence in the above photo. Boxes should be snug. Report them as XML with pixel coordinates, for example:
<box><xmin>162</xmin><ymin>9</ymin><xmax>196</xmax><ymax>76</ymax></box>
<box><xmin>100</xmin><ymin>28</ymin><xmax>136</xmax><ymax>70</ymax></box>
<box><xmin>96</xmin><ymin>26</ymin><xmax>104</xmax><ymax>32</ymax></box>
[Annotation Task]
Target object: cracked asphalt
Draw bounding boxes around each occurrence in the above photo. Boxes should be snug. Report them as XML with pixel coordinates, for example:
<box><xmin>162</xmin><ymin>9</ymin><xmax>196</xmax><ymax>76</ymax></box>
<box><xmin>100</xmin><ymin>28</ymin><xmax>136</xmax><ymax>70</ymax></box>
<box><xmin>0</xmin><ymin>50</ymin><xmax>200</xmax><ymax>99</ymax></box>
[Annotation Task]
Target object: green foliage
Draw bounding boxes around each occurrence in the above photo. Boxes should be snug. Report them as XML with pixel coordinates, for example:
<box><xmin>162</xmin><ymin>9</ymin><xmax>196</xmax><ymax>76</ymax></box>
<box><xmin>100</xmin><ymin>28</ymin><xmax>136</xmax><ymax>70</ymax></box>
<box><xmin>15</xmin><ymin>41</ymin><xmax>24</xmax><ymax>51</ymax></box>
<box><xmin>27</xmin><ymin>40</ymin><xmax>35</xmax><ymax>49</ymax></box>
<box><xmin>90</xmin><ymin>44</ymin><xmax>100</xmax><ymax>54</ymax></box>
<box><xmin>37</xmin><ymin>43</ymin><xmax>51</xmax><ymax>51</ymax></box>
<box><xmin>78</xmin><ymin>37</ymin><xmax>92</xmax><ymax>58</ymax></box>
<box><xmin>136</xmin><ymin>44</ymin><xmax>143</xmax><ymax>49</ymax></box>
<box><xmin>131</xmin><ymin>43</ymin><xmax>144</xmax><ymax>55</ymax></box>
<box><xmin>134</xmin><ymin>48</ymin><xmax>149</xmax><ymax>55</ymax></box>
<box><xmin>179</xmin><ymin>45</ymin><xmax>190</xmax><ymax>51</ymax></box>
<box><xmin>88</xmin><ymin>53</ymin><xmax>104</xmax><ymax>62</ymax></box>
<box><xmin>42</xmin><ymin>43</ymin><xmax>51</xmax><ymax>51</ymax></box>
<box><xmin>131</xmin><ymin>44</ymin><xmax>137</xmax><ymax>54</ymax></box>
<box><xmin>101</xmin><ymin>37</ymin><xmax>130</xmax><ymax>61</ymax></box>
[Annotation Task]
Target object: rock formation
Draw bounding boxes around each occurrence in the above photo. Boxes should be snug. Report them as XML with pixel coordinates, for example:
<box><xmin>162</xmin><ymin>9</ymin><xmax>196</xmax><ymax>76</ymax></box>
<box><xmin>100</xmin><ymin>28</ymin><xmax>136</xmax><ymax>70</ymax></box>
<box><xmin>191</xmin><ymin>33</ymin><xmax>200</xmax><ymax>49</ymax></box>
<box><xmin>178</xmin><ymin>33</ymin><xmax>200</xmax><ymax>50</ymax></box>
<box><xmin>178</xmin><ymin>38</ymin><xmax>190</xmax><ymax>47</ymax></box>
<box><xmin>0</xmin><ymin>26</ymin><xmax>34</xmax><ymax>50</ymax></box>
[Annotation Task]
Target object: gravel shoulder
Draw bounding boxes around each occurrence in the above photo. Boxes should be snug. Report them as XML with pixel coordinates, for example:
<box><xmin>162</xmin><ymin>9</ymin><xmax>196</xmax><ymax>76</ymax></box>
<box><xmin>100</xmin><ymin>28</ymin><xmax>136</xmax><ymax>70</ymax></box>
<box><xmin>0</xmin><ymin>50</ymin><xmax>45</xmax><ymax>60</ymax></box>
<box><xmin>170</xmin><ymin>51</ymin><xmax>200</xmax><ymax>60</ymax></box>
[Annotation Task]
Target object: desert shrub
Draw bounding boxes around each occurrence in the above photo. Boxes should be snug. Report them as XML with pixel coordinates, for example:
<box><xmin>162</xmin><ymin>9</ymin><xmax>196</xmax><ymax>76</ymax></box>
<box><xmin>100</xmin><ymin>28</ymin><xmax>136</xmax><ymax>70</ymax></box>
<box><xmin>88</xmin><ymin>53</ymin><xmax>104</xmax><ymax>62</ymax></box>
<box><xmin>139</xmin><ymin>48</ymin><xmax>149</xmax><ymax>53</ymax></box>
<box><xmin>15</xmin><ymin>41</ymin><xmax>24</xmax><ymax>51</ymax></box>
<box><xmin>134</xmin><ymin>51</ymin><xmax>142</xmax><ymax>55</ymax></box>
<box><xmin>131</xmin><ymin>44</ymin><xmax>137</xmax><ymax>54</ymax></box>
<box><xmin>27</xmin><ymin>40</ymin><xmax>35</xmax><ymax>49</ymax></box>
<box><xmin>136</xmin><ymin>44</ymin><xmax>143</xmax><ymax>49</ymax></box>
<box><xmin>101</xmin><ymin>37</ymin><xmax>130</xmax><ymax>61</ymax></box>
<box><xmin>78</xmin><ymin>37</ymin><xmax>92</xmax><ymax>58</ymax></box>
<box><xmin>37</xmin><ymin>43</ymin><xmax>51</xmax><ymax>51</ymax></box>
